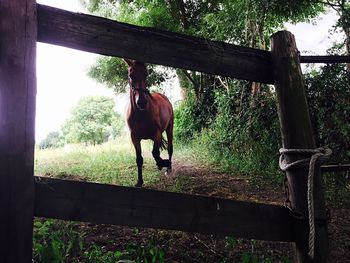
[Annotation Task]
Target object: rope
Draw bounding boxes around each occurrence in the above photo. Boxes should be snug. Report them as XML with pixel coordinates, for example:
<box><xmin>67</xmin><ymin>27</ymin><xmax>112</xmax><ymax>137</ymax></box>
<box><xmin>279</xmin><ymin>147</ymin><xmax>332</xmax><ymax>259</ymax></box>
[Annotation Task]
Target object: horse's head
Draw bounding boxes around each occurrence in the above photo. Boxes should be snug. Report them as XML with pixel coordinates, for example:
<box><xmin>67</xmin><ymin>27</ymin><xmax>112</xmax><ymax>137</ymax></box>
<box><xmin>125</xmin><ymin>59</ymin><xmax>149</xmax><ymax>111</ymax></box>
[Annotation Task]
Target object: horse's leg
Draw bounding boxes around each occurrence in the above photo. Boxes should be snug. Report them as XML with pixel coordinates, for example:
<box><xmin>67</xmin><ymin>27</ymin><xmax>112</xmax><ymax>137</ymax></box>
<box><xmin>152</xmin><ymin>132</ymin><xmax>170</xmax><ymax>170</ymax></box>
<box><xmin>165</xmin><ymin>122</ymin><xmax>173</xmax><ymax>175</ymax></box>
<box><xmin>131</xmin><ymin>135</ymin><xmax>143</xmax><ymax>187</ymax></box>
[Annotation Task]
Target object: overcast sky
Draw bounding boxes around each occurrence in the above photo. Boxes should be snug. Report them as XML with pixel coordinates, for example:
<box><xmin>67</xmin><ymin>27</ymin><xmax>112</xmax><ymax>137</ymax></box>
<box><xmin>35</xmin><ymin>0</ymin><xmax>340</xmax><ymax>141</ymax></box>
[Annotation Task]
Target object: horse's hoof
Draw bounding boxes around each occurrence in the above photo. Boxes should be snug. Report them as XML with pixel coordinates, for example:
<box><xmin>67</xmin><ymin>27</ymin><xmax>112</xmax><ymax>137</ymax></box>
<box><xmin>162</xmin><ymin>159</ymin><xmax>171</xmax><ymax>167</ymax></box>
<box><xmin>156</xmin><ymin>160</ymin><xmax>171</xmax><ymax>170</ymax></box>
<box><xmin>135</xmin><ymin>181</ymin><xmax>143</xmax><ymax>188</ymax></box>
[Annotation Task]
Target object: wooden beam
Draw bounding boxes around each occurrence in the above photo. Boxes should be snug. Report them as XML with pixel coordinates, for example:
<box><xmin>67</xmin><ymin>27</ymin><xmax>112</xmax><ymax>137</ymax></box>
<box><xmin>36</xmin><ymin>4</ymin><xmax>273</xmax><ymax>84</ymax></box>
<box><xmin>34</xmin><ymin>177</ymin><xmax>294</xmax><ymax>242</ymax></box>
<box><xmin>321</xmin><ymin>164</ymin><xmax>350</xmax><ymax>173</ymax></box>
<box><xmin>300</xmin><ymin>55</ymin><xmax>350</xmax><ymax>64</ymax></box>
<box><xmin>0</xmin><ymin>1</ymin><xmax>37</xmax><ymax>262</ymax></box>
<box><xmin>271</xmin><ymin>31</ymin><xmax>329</xmax><ymax>263</ymax></box>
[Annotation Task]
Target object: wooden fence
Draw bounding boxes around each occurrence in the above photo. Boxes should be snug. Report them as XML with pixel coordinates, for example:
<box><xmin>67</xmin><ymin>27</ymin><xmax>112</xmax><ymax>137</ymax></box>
<box><xmin>1</xmin><ymin>1</ymin><xmax>349</xmax><ymax>262</ymax></box>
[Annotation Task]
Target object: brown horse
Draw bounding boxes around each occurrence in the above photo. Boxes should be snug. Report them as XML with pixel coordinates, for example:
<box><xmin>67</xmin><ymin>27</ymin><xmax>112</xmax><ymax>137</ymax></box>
<box><xmin>125</xmin><ymin>59</ymin><xmax>174</xmax><ymax>187</ymax></box>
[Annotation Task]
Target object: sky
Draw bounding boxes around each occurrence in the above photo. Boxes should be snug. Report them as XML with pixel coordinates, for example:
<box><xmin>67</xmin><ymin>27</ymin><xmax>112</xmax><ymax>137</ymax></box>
<box><xmin>36</xmin><ymin>0</ymin><xmax>116</xmax><ymax>141</ymax></box>
<box><xmin>35</xmin><ymin>0</ymin><xmax>341</xmax><ymax>142</ymax></box>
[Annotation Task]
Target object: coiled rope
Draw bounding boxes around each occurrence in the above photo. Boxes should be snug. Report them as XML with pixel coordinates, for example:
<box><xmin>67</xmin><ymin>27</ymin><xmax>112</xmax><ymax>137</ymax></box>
<box><xmin>279</xmin><ymin>147</ymin><xmax>332</xmax><ymax>259</ymax></box>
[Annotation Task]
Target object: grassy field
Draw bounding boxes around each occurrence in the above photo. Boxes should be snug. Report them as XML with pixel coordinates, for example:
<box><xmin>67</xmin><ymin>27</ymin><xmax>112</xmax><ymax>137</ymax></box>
<box><xmin>35</xmin><ymin>137</ymin><xmax>164</xmax><ymax>186</ymax></box>
<box><xmin>33</xmin><ymin>138</ymin><xmax>222</xmax><ymax>263</ymax></box>
<box><xmin>35</xmin><ymin>136</ymin><xmax>202</xmax><ymax>187</ymax></box>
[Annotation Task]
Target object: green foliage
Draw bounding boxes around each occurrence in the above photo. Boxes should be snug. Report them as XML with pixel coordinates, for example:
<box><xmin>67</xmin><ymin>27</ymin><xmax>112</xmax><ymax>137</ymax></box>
<box><xmin>123</xmin><ymin>240</ymin><xmax>165</xmax><ymax>263</ymax></box>
<box><xmin>83</xmin><ymin>245</ymin><xmax>123</xmax><ymax>263</ymax></box>
<box><xmin>305</xmin><ymin>64</ymin><xmax>349</xmax><ymax>163</ymax></box>
<box><xmin>225</xmin><ymin>236</ymin><xmax>238</xmax><ymax>249</ymax></box>
<box><xmin>175</xmin><ymin>81</ymin><xmax>282</xmax><ymax>184</ymax></box>
<box><xmin>39</xmin><ymin>131</ymin><xmax>64</xmax><ymax>149</ymax></box>
<box><xmin>35</xmin><ymin>139</ymin><xmax>160</xmax><ymax>186</ymax></box>
<box><xmin>174</xmin><ymin>89</ymin><xmax>215</xmax><ymax>141</ymax></box>
<box><xmin>321</xmin><ymin>0</ymin><xmax>349</xmax><ymax>56</ymax></box>
<box><xmin>305</xmin><ymin>63</ymin><xmax>350</xmax><ymax>204</ymax></box>
<box><xmin>33</xmin><ymin>220</ymin><xmax>83</xmax><ymax>263</ymax></box>
<box><xmin>87</xmin><ymin>57</ymin><xmax>128</xmax><ymax>93</ymax></box>
<box><xmin>87</xmin><ymin>57</ymin><xmax>170</xmax><ymax>93</ymax></box>
<box><xmin>62</xmin><ymin>96</ymin><xmax>123</xmax><ymax>145</ymax></box>
<box><xmin>110</xmin><ymin>113</ymin><xmax>125</xmax><ymax>139</ymax></box>
<box><xmin>33</xmin><ymin>219</ymin><xmax>165</xmax><ymax>263</ymax></box>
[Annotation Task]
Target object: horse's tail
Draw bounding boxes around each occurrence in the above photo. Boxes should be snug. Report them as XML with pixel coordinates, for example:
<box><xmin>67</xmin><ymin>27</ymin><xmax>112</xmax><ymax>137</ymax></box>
<box><xmin>160</xmin><ymin>136</ymin><xmax>168</xmax><ymax>151</ymax></box>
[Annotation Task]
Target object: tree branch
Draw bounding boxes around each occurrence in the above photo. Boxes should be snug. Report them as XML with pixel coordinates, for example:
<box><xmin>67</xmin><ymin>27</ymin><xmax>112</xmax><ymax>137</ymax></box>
<box><xmin>181</xmin><ymin>69</ymin><xmax>197</xmax><ymax>87</ymax></box>
<box><xmin>216</xmin><ymin>76</ymin><xmax>229</xmax><ymax>92</ymax></box>
<box><xmin>316</xmin><ymin>0</ymin><xmax>342</xmax><ymax>8</ymax></box>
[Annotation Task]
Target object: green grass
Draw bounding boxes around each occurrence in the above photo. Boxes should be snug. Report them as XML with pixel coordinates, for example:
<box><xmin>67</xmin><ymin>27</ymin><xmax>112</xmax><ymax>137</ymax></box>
<box><xmin>35</xmin><ymin>137</ymin><xmax>165</xmax><ymax>186</ymax></box>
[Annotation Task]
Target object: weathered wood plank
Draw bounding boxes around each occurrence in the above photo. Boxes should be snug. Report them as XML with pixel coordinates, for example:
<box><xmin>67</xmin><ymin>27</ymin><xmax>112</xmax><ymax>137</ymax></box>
<box><xmin>34</xmin><ymin>177</ymin><xmax>294</xmax><ymax>242</ymax></box>
<box><xmin>271</xmin><ymin>31</ymin><xmax>329</xmax><ymax>263</ymax></box>
<box><xmin>300</xmin><ymin>55</ymin><xmax>350</xmax><ymax>64</ymax></box>
<box><xmin>0</xmin><ymin>0</ymin><xmax>37</xmax><ymax>262</ymax></box>
<box><xmin>37</xmin><ymin>4</ymin><xmax>273</xmax><ymax>84</ymax></box>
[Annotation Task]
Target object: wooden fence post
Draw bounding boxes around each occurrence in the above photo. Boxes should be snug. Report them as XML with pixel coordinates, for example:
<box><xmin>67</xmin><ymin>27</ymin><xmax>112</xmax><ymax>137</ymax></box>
<box><xmin>0</xmin><ymin>0</ymin><xmax>37</xmax><ymax>262</ymax></box>
<box><xmin>271</xmin><ymin>31</ymin><xmax>329</xmax><ymax>263</ymax></box>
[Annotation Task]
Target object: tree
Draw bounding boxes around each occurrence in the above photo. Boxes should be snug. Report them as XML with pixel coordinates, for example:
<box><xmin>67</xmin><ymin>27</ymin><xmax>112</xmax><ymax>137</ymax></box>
<box><xmin>62</xmin><ymin>96</ymin><xmax>119</xmax><ymax>145</ymax></box>
<box><xmin>304</xmin><ymin>62</ymin><xmax>350</xmax><ymax>202</ymax></box>
<box><xmin>305</xmin><ymin>63</ymin><xmax>350</xmax><ymax>163</ymax></box>
<box><xmin>38</xmin><ymin>131</ymin><xmax>64</xmax><ymax>149</ymax></box>
<box><xmin>87</xmin><ymin>56</ymin><xmax>170</xmax><ymax>93</ymax></box>
<box><xmin>82</xmin><ymin>0</ymin><xmax>324</xmax><ymax>97</ymax></box>
<box><xmin>318</xmin><ymin>0</ymin><xmax>349</xmax><ymax>55</ymax></box>
<box><xmin>110</xmin><ymin>113</ymin><xmax>125</xmax><ymax>139</ymax></box>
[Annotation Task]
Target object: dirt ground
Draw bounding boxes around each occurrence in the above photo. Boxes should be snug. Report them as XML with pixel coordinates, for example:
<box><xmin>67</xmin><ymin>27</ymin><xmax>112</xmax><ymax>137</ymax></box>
<box><xmin>78</xmin><ymin>160</ymin><xmax>350</xmax><ymax>262</ymax></box>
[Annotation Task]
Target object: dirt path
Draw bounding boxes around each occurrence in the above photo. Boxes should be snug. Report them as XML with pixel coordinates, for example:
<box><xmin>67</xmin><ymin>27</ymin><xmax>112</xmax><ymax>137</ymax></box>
<box><xmin>79</xmin><ymin>159</ymin><xmax>349</xmax><ymax>262</ymax></box>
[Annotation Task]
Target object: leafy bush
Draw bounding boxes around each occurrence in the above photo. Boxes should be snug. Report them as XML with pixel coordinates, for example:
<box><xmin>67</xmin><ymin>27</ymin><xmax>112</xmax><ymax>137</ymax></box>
<box><xmin>175</xmin><ymin>63</ymin><xmax>349</xmax><ymax>194</ymax></box>
<box><xmin>39</xmin><ymin>131</ymin><xmax>64</xmax><ymax>149</ymax></box>
<box><xmin>33</xmin><ymin>220</ymin><xmax>83</xmax><ymax>263</ymax></box>
<box><xmin>83</xmin><ymin>245</ymin><xmax>123</xmax><ymax>263</ymax></box>
<box><xmin>305</xmin><ymin>64</ymin><xmax>350</xmax><ymax>204</ymax></box>
<box><xmin>305</xmin><ymin>64</ymin><xmax>350</xmax><ymax>164</ymax></box>
<box><xmin>110</xmin><ymin>113</ymin><xmax>126</xmax><ymax>139</ymax></box>
<box><xmin>33</xmin><ymin>219</ymin><xmax>165</xmax><ymax>263</ymax></box>
<box><xmin>174</xmin><ymin>92</ymin><xmax>204</xmax><ymax>142</ymax></box>
<box><xmin>62</xmin><ymin>96</ymin><xmax>122</xmax><ymax>145</ymax></box>
<box><xmin>175</xmin><ymin>80</ymin><xmax>283</xmax><ymax>185</ymax></box>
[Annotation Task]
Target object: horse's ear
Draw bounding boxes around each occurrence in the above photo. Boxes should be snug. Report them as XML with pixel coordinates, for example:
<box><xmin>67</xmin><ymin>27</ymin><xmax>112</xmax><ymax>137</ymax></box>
<box><xmin>124</xmin><ymin>59</ymin><xmax>135</xmax><ymax>66</ymax></box>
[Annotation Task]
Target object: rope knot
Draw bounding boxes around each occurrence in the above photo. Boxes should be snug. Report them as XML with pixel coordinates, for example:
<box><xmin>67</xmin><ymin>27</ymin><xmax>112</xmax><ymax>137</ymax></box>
<box><xmin>279</xmin><ymin>147</ymin><xmax>332</xmax><ymax>171</ymax></box>
<box><xmin>279</xmin><ymin>147</ymin><xmax>332</xmax><ymax>259</ymax></box>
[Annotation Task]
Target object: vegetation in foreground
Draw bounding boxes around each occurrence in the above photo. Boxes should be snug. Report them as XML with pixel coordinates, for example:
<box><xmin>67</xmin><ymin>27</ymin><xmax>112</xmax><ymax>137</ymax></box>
<box><xmin>34</xmin><ymin>139</ymin><xmax>295</xmax><ymax>263</ymax></box>
<box><xmin>34</xmin><ymin>134</ymin><xmax>349</xmax><ymax>262</ymax></box>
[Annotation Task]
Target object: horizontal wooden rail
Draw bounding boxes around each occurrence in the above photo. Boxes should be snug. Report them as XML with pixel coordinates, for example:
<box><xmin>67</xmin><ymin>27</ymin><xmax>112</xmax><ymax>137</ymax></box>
<box><xmin>34</xmin><ymin>177</ymin><xmax>294</xmax><ymax>242</ymax></box>
<box><xmin>321</xmin><ymin>164</ymin><xmax>350</xmax><ymax>173</ymax></box>
<box><xmin>37</xmin><ymin>4</ymin><xmax>274</xmax><ymax>84</ymax></box>
<box><xmin>300</xmin><ymin>55</ymin><xmax>350</xmax><ymax>64</ymax></box>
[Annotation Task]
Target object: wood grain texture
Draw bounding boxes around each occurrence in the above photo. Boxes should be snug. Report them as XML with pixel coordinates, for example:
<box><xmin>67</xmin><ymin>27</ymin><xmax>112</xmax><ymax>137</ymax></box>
<box><xmin>34</xmin><ymin>177</ymin><xmax>294</xmax><ymax>242</ymax></box>
<box><xmin>37</xmin><ymin>4</ymin><xmax>273</xmax><ymax>84</ymax></box>
<box><xmin>271</xmin><ymin>31</ymin><xmax>329</xmax><ymax>263</ymax></box>
<box><xmin>0</xmin><ymin>0</ymin><xmax>37</xmax><ymax>262</ymax></box>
